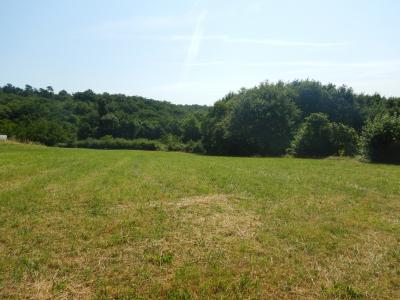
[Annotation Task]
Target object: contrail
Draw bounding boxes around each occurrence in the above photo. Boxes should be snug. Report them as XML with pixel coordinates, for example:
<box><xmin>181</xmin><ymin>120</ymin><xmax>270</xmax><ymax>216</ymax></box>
<box><xmin>181</xmin><ymin>10</ymin><xmax>208</xmax><ymax>81</ymax></box>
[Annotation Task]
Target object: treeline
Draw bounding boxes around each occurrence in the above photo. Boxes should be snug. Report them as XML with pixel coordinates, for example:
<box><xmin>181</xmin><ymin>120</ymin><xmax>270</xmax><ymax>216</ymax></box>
<box><xmin>202</xmin><ymin>81</ymin><xmax>400</xmax><ymax>162</ymax></box>
<box><xmin>0</xmin><ymin>84</ymin><xmax>207</xmax><ymax>148</ymax></box>
<box><xmin>1</xmin><ymin>81</ymin><xmax>399</xmax><ymax>163</ymax></box>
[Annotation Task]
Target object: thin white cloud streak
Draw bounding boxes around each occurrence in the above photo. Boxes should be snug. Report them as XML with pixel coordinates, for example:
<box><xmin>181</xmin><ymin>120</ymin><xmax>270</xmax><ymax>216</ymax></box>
<box><xmin>237</xmin><ymin>60</ymin><xmax>400</xmax><ymax>68</ymax></box>
<box><xmin>167</xmin><ymin>35</ymin><xmax>347</xmax><ymax>47</ymax></box>
<box><xmin>184</xmin><ymin>61</ymin><xmax>224</xmax><ymax>67</ymax></box>
<box><xmin>88</xmin><ymin>20</ymin><xmax>346</xmax><ymax>48</ymax></box>
<box><xmin>162</xmin><ymin>59</ymin><xmax>400</xmax><ymax>69</ymax></box>
<box><xmin>179</xmin><ymin>10</ymin><xmax>208</xmax><ymax>83</ymax></box>
<box><xmin>86</xmin><ymin>16</ymin><xmax>194</xmax><ymax>39</ymax></box>
<box><xmin>228</xmin><ymin>37</ymin><xmax>347</xmax><ymax>47</ymax></box>
<box><xmin>183</xmin><ymin>11</ymin><xmax>208</xmax><ymax>68</ymax></box>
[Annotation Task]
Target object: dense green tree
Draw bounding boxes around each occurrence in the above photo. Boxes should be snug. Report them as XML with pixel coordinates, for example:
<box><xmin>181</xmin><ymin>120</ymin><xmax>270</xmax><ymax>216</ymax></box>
<box><xmin>289</xmin><ymin>80</ymin><xmax>363</xmax><ymax>129</ymax></box>
<box><xmin>58</xmin><ymin>90</ymin><xmax>69</xmax><ymax>97</ymax></box>
<box><xmin>360</xmin><ymin>114</ymin><xmax>400</xmax><ymax>163</ymax></box>
<box><xmin>331</xmin><ymin>123</ymin><xmax>358</xmax><ymax>156</ymax></box>
<box><xmin>290</xmin><ymin>113</ymin><xmax>358</xmax><ymax>157</ymax></box>
<box><xmin>227</xmin><ymin>85</ymin><xmax>300</xmax><ymax>155</ymax></box>
<box><xmin>290</xmin><ymin>113</ymin><xmax>336</xmax><ymax>157</ymax></box>
<box><xmin>118</xmin><ymin>117</ymin><xmax>141</xmax><ymax>139</ymax></box>
<box><xmin>24</xmin><ymin>85</ymin><xmax>34</xmax><ymax>96</ymax></box>
<box><xmin>202</xmin><ymin>96</ymin><xmax>233</xmax><ymax>155</ymax></box>
<box><xmin>19</xmin><ymin>119</ymin><xmax>74</xmax><ymax>146</ymax></box>
<box><xmin>73</xmin><ymin>89</ymin><xmax>96</xmax><ymax>102</ymax></box>
<box><xmin>99</xmin><ymin>113</ymin><xmax>119</xmax><ymax>137</ymax></box>
<box><xmin>182</xmin><ymin>115</ymin><xmax>202</xmax><ymax>142</ymax></box>
<box><xmin>203</xmin><ymin>82</ymin><xmax>300</xmax><ymax>155</ymax></box>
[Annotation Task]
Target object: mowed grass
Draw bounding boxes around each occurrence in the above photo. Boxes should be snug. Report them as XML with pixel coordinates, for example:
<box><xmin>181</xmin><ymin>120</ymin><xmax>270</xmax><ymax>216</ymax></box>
<box><xmin>0</xmin><ymin>143</ymin><xmax>399</xmax><ymax>299</ymax></box>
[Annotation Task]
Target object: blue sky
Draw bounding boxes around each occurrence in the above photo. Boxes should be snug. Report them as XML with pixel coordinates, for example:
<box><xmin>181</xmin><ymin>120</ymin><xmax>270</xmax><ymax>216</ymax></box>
<box><xmin>1</xmin><ymin>0</ymin><xmax>399</xmax><ymax>105</ymax></box>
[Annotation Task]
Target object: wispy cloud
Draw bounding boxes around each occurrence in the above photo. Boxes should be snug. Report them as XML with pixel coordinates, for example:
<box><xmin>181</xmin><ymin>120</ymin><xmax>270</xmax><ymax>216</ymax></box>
<box><xmin>184</xmin><ymin>61</ymin><xmax>224</xmax><ymax>67</ymax></box>
<box><xmin>237</xmin><ymin>60</ymin><xmax>400</xmax><ymax>68</ymax></box>
<box><xmin>160</xmin><ymin>60</ymin><xmax>400</xmax><ymax>69</ymax></box>
<box><xmin>179</xmin><ymin>10</ymin><xmax>208</xmax><ymax>83</ymax></box>
<box><xmin>226</xmin><ymin>37</ymin><xmax>347</xmax><ymax>47</ymax></box>
<box><xmin>165</xmin><ymin>35</ymin><xmax>347</xmax><ymax>48</ymax></box>
<box><xmin>88</xmin><ymin>18</ymin><xmax>346</xmax><ymax>48</ymax></box>
<box><xmin>86</xmin><ymin>15</ymin><xmax>194</xmax><ymax>39</ymax></box>
<box><xmin>183</xmin><ymin>11</ymin><xmax>208</xmax><ymax>68</ymax></box>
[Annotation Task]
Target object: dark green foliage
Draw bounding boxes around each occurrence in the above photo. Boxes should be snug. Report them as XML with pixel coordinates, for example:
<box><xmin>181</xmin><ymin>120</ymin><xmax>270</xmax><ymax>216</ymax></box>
<box><xmin>70</xmin><ymin>137</ymin><xmax>166</xmax><ymax>151</ymax></box>
<box><xmin>1</xmin><ymin>81</ymin><xmax>399</xmax><ymax>158</ymax></box>
<box><xmin>203</xmin><ymin>80</ymin><xmax>398</xmax><ymax>157</ymax></box>
<box><xmin>99</xmin><ymin>113</ymin><xmax>120</xmax><ymax>137</ymax></box>
<box><xmin>289</xmin><ymin>80</ymin><xmax>363</xmax><ymax>129</ymax></box>
<box><xmin>202</xmin><ymin>96</ymin><xmax>233</xmax><ymax>155</ymax></box>
<box><xmin>185</xmin><ymin>140</ymin><xmax>205</xmax><ymax>154</ymax></box>
<box><xmin>182</xmin><ymin>115</ymin><xmax>202</xmax><ymax>142</ymax></box>
<box><xmin>360</xmin><ymin>114</ymin><xmax>400</xmax><ymax>163</ymax></box>
<box><xmin>290</xmin><ymin>113</ymin><xmax>335</xmax><ymax>157</ymax></box>
<box><xmin>203</xmin><ymin>83</ymin><xmax>300</xmax><ymax>156</ymax></box>
<box><xmin>227</xmin><ymin>84</ymin><xmax>300</xmax><ymax>155</ymax></box>
<box><xmin>331</xmin><ymin>122</ymin><xmax>358</xmax><ymax>156</ymax></box>
<box><xmin>0</xmin><ymin>84</ymin><xmax>208</xmax><ymax>148</ymax></box>
<box><xmin>161</xmin><ymin>134</ymin><xmax>187</xmax><ymax>152</ymax></box>
<box><xmin>21</xmin><ymin>119</ymin><xmax>75</xmax><ymax>146</ymax></box>
<box><xmin>290</xmin><ymin>113</ymin><xmax>358</xmax><ymax>157</ymax></box>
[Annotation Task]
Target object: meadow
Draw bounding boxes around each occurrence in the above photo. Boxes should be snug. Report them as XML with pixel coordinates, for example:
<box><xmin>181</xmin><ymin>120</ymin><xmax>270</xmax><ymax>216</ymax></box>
<box><xmin>0</xmin><ymin>142</ymin><xmax>399</xmax><ymax>299</ymax></box>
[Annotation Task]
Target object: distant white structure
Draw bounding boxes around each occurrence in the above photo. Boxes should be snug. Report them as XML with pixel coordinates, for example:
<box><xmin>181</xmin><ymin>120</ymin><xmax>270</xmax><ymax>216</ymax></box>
<box><xmin>0</xmin><ymin>135</ymin><xmax>7</xmax><ymax>141</ymax></box>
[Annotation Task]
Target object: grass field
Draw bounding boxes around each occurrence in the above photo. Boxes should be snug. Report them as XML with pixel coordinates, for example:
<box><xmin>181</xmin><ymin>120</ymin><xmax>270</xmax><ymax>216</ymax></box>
<box><xmin>0</xmin><ymin>142</ymin><xmax>399</xmax><ymax>299</ymax></box>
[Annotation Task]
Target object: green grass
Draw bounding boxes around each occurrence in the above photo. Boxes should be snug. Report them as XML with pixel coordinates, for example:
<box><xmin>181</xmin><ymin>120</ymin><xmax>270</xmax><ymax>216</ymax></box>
<box><xmin>0</xmin><ymin>142</ymin><xmax>399</xmax><ymax>299</ymax></box>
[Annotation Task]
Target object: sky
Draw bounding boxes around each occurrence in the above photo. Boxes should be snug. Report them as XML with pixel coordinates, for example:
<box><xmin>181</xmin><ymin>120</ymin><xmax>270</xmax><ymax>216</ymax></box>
<box><xmin>1</xmin><ymin>0</ymin><xmax>400</xmax><ymax>105</ymax></box>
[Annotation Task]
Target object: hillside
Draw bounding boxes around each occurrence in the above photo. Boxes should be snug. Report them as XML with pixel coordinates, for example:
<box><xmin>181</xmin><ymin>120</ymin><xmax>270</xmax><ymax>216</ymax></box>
<box><xmin>0</xmin><ymin>143</ymin><xmax>399</xmax><ymax>298</ymax></box>
<box><xmin>0</xmin><ymin>84</ymin><xmax>208</xmax><ymax>146</ymax></box>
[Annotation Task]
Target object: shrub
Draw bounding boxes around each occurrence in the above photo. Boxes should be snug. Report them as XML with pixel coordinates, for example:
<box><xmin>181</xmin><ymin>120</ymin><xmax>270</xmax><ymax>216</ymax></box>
<box><xmin>360</xmin><ymin>114</ymin><xmax>400</xmax><ymax>163</ymax></box>
<box><xmin>290</xmin><ymin>113</ymin><xmax>358</xmax><ymax>157</ymax></box>
<box><xmin>62</xmin><ymin>136</ymin><xmax>205</xmax><ymax>154</ymax></box>
<box><xmin>290</xmin><ymin>113</ymin><xmax>335</xmax><ymax>157</ymax></box>
<box><xmin>331</xmin><ymin>123</ymin><xmax>358</xmax><ymax>156</ymax></box>
<box><xmin>185</xmin><ymin>140</ymin><xmax>205</xmax><ymax>154</ymax></box>
<box><xmin>69</xmin><ymin>137</ymin><xmax>166</xmax><ymax>151</ymax></box>
<box><xmin>161</xmin><ymin>134</ymin><xmax>186</xmax><ymax>151</ymax></box>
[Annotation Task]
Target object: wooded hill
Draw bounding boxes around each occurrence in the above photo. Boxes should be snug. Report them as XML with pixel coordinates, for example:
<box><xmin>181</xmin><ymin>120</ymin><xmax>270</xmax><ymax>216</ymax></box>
<box><xmin>1</xmin><ymin>80</ymin><xmax>399</xmax><ymax>162</ymax></box>
<box><xmin>0</xmin><ymin>84</ymin><xmax>208</xmax><ymax>149</ymax></box>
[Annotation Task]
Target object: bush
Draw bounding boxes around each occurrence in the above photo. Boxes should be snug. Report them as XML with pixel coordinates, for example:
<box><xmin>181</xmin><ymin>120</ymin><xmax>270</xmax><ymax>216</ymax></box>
<box><xmin>69</xmin><ymin>137</ymin><xmax>166</xmax><ymax>151</ymax></box>
<box><xmin>331</xmin><ymin>123</ymin><xmax>358</xmax><ymax>156</ymax></box>
<box><xmin>290</xmin><ymin>113</ymin><xmax>334</xmax><ymax>157</ymax></box>
<box><xmin>161</xmin><ymin>134</ymin><xmax>186</xmax><ymax>151</ymax></box>
<box><xmin>290</xmin><ymin>113</ymin><xmax>358</xmax><ymax>157</ymax></box>
<box><xmin>185</xmin><ymin>140</ymin><xmax>205</xmax><ymax>154</ymax></box>
<box><xmin>61</xmin><ymin>135</ymin><xmax>206</xmax><ymax>154</ymax></box>
<box><xmin>360</xmin><ymin>114</ymin><xmax>400</xmax><ymax>163</ymax></box>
